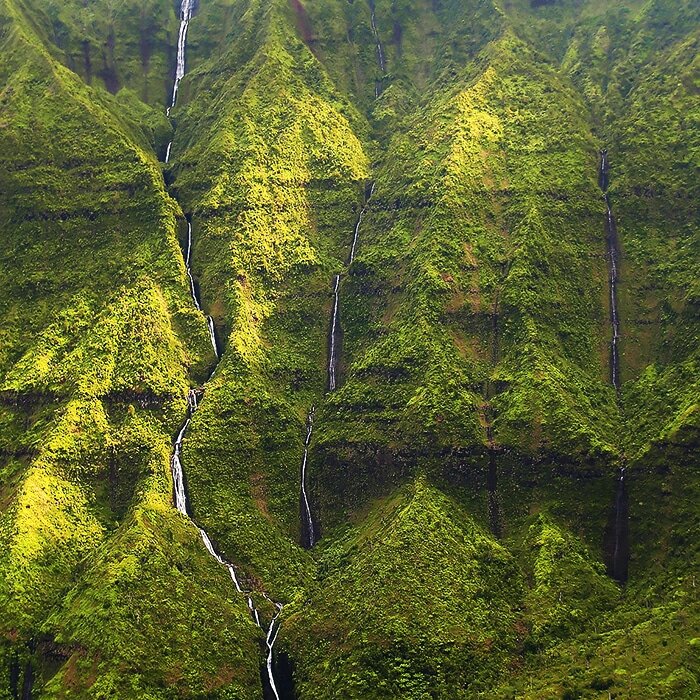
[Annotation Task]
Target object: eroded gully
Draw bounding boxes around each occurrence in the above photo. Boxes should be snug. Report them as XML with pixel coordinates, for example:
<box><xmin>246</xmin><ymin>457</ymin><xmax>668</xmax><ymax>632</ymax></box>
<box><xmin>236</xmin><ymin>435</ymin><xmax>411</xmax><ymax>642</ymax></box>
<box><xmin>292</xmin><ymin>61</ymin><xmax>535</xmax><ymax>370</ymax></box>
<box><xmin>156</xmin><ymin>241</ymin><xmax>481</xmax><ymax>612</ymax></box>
<box><xmin>297</xmin><ymin>183</ymin><xmax>375</xmax><ymax>550</ymax></box>
<box><xmin>369</xmin><ymin>0</ymin><xmax>387</xmax><ymax>97</ymax></box>
<box><xmin>298</xmin><ymin>2</ymin><xmax>388</xmax><ymax>550</ymax></box>
<box><xmin>599</xmin><ymin>149</ymin><xmax>629</xmax><ymax>584</ymax></box>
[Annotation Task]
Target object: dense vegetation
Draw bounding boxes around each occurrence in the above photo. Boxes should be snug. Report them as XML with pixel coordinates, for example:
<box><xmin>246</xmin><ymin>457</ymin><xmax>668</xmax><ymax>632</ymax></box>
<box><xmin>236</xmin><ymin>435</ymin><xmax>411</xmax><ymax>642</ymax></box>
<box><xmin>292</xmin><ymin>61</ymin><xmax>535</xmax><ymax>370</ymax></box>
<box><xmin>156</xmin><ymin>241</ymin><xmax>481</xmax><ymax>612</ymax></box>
<box><xmin>0</xmin><ymin>0</ymin><xmax>697</xmax><ymax>697</ymax></box>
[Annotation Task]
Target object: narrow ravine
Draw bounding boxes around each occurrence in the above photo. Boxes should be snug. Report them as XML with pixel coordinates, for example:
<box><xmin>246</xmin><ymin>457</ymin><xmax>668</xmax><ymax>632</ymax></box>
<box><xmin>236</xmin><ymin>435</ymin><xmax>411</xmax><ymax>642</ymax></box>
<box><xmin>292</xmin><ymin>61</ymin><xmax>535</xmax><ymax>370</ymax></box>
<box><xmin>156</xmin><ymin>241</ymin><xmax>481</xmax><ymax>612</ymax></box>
<box><xmin>164</xmin><ymin>2</ymin><xmax>283</xmax><ymax>697</ymax></box>
<box><xmin>610</xmin><ymin>467</ymin><xmax>629</xmax><ymax>583</ymax></box>
<box><xmin>599</xmin><ymin>150</ymin><xmax>629</xmax><ymax>585</ymax></box>
<box><xmin>599</xmin><ymin>149</ymin><xmax>621</xmax><ymax>391</ymax></box>
<box><xmin>368</xmin><ymin>0</ymin><xmax>387</xmax><ymax>97</ymax></box>
<box><xmin>327</xmin><ymin>185</ymin><xmax>374</xmax><ymax>392</ymax></box>
<box><xmin>298</xmin><ymin>186</ymin><xmax>375</xmax><ymax>550</ymax></box>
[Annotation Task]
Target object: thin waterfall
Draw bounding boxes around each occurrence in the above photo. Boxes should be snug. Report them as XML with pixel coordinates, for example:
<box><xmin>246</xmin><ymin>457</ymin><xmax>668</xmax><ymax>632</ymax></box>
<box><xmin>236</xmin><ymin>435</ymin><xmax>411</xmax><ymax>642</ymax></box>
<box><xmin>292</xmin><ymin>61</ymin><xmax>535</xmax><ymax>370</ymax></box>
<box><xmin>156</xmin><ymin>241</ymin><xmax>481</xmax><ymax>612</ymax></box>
<box><xmin>163</xmin><ymin>2</ymin><xmax>283</xmax><ymax>695</ymax></box>
<box><xmin>185</xmin><ymin>221</ymin><xmax>201</xmax><ymax>310</ymax></box>
<box><xmin>349</xmin><ymin>183</ymin><xmax>375</xmax><ymax>264</ymax></box>
<box><xmin>369</xmin><ymin>0</ymin><xmax>387</xmax><ymax>98</ymax></box>
<box><xmin>315</xmin><ymin>187</ymin><xmax>375</xmax><ymax>548</ymax></box>
<box><xmin>300</xmin><ymin>407</ymin><xmax>316</xmax><ymax>548</ymax></box>
<box><xmin>327</xmin><ymin>186</ymin><xmax>374</xmax><ymax>393</ymax></box>
<box><xmin>328</xmin><ymin>275</ymin><xmax>342</xmax><ymax>392</ymax></box>
<box><xmin>264</xmin><ymin>605</ymin><xmax>284</xmax><ymax>700</ymax></box>
<box><xmin>599</xmin><ymin>149</ymin><xmax>621</xmax><ymax>390</ymax></box>
<box><xmin>171</xmin><ymin>416</ymin><xmax>191</xmax><ymax>515</ymax></box>
<box><xmin>168</xmin><ymin>0</ymin><xmax>194</xmax><ymax>114</ymax></box>
<box><xmin>164</xmin><ymin>0</ymin><xmax>195</xmax><ymax>159</ymax></box>
<box><xmin>207</xmin><ymin>315</ymin><xmax>219</xmax><ymax>358</ymax></box>
<box><xmin>606</xmin><ymin>196</ymin><xmax>621</xmax><ymax>390</ymax></box>
<box><xmin>183</xmin><ymin>218</ymin><xmax>219</xmax><ymax>357</ymax></box>
<box><xmin>169</xmin><ymin>384</ymin><xmax>283</xmax><ymax>695</ymax></box>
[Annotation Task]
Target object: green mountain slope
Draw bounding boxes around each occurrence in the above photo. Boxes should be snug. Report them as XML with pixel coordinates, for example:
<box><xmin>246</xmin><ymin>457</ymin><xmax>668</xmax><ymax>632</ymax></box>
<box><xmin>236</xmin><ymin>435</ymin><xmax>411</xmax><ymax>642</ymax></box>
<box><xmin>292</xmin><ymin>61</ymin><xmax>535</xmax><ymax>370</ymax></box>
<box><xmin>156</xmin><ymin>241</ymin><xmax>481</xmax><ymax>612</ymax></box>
<box><xmin>0</xmin><ymin>0</ymin><xmax>697</xmax><ymax>697</ymax></box>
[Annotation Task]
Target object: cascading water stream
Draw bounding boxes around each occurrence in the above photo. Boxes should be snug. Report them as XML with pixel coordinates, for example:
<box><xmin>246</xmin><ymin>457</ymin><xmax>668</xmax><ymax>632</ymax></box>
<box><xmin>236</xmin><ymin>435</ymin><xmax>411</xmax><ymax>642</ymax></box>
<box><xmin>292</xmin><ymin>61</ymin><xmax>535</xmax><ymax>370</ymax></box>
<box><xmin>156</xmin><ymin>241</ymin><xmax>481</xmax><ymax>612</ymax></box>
<box><xmin>163</xmin><ymin>2</ymin><xmax>283</xmax><ymax>696</ymax></box>
<box><xmin>327</xmin><ymin>187</ymin><xmax>374</xmax><ymax>393</ymax></box>
<box><xmin>327</xmin><ymin>275</ymin><xmax>342</xmax><ymax>392</ymax></box>
<box><xmin>349</xmin><ymin>183</ymin><xmax>374</xmax><ymax>264</ymax></box>
<box><xmin>307</xmin><ymin>187</ymin><xmax>376</xmax><ymax>549</ymax></box>
<box><xmin>184</xmin><ymin>221</ymin><xmax>200</xmax><ymax>310</ymax></box>
<box><xmin>171</xmin><ymin>395</ymin><xmax>271</xmax><ymax>627</ymax></box>
<box><xmin>265</xmin><ymin>605</ymin><xmax>284</xmax><ymax>700</ymax></box>
<box><xmin>168</xmin><ymin>0</ymin><xmax>194</xmax><ymax>114</ymax></box>
<box><xmin>170</xmin><ymin>253</ymin><xmax>281</xmax><ymax>696</ymax></box>
<box><xmin>368</xmin><ymin>0</ymin><xmax>387</xmax><ymax>97</ymax></box>
<box><xmin>207</xmin><ymin>316</ymin><xmax>219</xmax><ymax>358</ymax></box>
<box><xmin>599</xmin><ymin>149</ymin><xmax>621</xmax><ymax>391</ymax></box>
<box><xmin>300</xmin><ymin>407</ymin><xmax>316</xmax><ymax>548</ymax></box>
<box><xmin>183</xmin><ymin>219</ymin><xmax>219</xmax><ymax>356</ymax></box>
<box><xmin>164</xmin><ymin>0</ymin><xmax>194</xmax><ymax>160</ymax></box>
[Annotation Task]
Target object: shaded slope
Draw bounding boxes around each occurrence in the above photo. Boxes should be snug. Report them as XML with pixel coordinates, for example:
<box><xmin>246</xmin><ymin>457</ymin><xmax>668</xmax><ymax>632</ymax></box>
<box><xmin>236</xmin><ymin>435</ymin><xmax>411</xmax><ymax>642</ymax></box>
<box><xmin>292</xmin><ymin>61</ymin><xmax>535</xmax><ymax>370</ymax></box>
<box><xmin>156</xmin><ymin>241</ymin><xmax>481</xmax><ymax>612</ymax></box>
<box><xmin>282</xmin><ymin>479</ymin><xmax>523</xmax><ymax>699</ymax></box>
<box><xmin>313</xmin><ymin>32</ymin><xmax>620</xmax><ymax>531</ymax></box>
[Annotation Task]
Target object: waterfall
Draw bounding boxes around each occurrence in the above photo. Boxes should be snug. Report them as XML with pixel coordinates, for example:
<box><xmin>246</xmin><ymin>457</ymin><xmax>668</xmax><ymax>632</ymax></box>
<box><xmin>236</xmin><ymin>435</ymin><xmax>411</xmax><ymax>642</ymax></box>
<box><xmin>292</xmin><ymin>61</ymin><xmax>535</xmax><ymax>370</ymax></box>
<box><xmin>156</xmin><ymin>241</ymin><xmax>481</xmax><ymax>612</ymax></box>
<box><xmin>161</xmin><ymin>2</ymin><xmax>284</xmax><ymax>694</ymax></box>
<box><xmin>300</xmin><ymin>407</ymin><xmax>316</xmax><ymax>548</ymax></box>
<box><xmin>599</xmin><ymin>150</ymin><xmax>621</xmax><ymax>390</ymax></box>
<box><xmin>327</xmin><ymin>187</ymin><xmax>374</xmax><ymax>393</ymax></box>
<box><xmin>207</xmin><ymin>316</ymin><xmax>219</xmax><ymax>357</ymax></box>
<box><xmin>169</xmin><ymin>386</ymin><xmax>285</xmax><ymax>691</ymax></box>
<box><xmin>169</xmin><ymin>0</ymin><xmax>194</xmax><ymax>112</ymax></box>
<box><xmin>599</xmin><ymin>149</ymin><xmax>609</xmax><ymax>192</ymax></box>
<box><xmin>348</xmin><ymin>210</ymin><xmax>366</xmax><ymax>264</ymax></box>
<box><xmin>349</xmin><ymin>183</ymin><xmax>374</xmax><ymax>264</ymax></box>
<box><xmin>171</xmin><ymin>418</ymin><xmax>190</xmax><ymax>515</ymax></box>
<box><xmin>328</xmin><ymin>275</ymin><xmax>342</xmax><ymax>392</ymax></box>
<box><xmin>181</xmin><ymin>219</ymin><xmax>219</xmax><ymax>357</ymax></box>
<box><xmin>264</xmin><ymin>605</ymin><xmax>284</xmax><ymax>700</ymax></box>
<box><xmin>368</xmin><ymin>0</ymin><xmax>387</xmax><ymax>97</ymax></box>
<box><xmin>606</xmin><ymin>197</ymin><xmax>621</xmax><ymax>390</ymax></box>
<box><xmin>369</xmin><ymin>0</ymin><xmax>387</xmax><ymax>72</ymax></box>
<box><xmin>184</xmin><ymin>221</ymin><xmax>201</xmax><ymax>311</ymax></box>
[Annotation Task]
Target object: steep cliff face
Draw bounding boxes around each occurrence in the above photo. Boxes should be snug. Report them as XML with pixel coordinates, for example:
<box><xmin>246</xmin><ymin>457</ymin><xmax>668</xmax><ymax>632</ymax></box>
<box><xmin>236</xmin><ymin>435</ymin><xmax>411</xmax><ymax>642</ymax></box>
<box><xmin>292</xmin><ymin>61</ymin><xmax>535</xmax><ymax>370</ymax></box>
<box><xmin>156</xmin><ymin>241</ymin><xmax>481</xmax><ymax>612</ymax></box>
<box><xmin>0</xmin><ymin>0</ymin><xmax>697</xmax><ymax>698</ymax></box>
